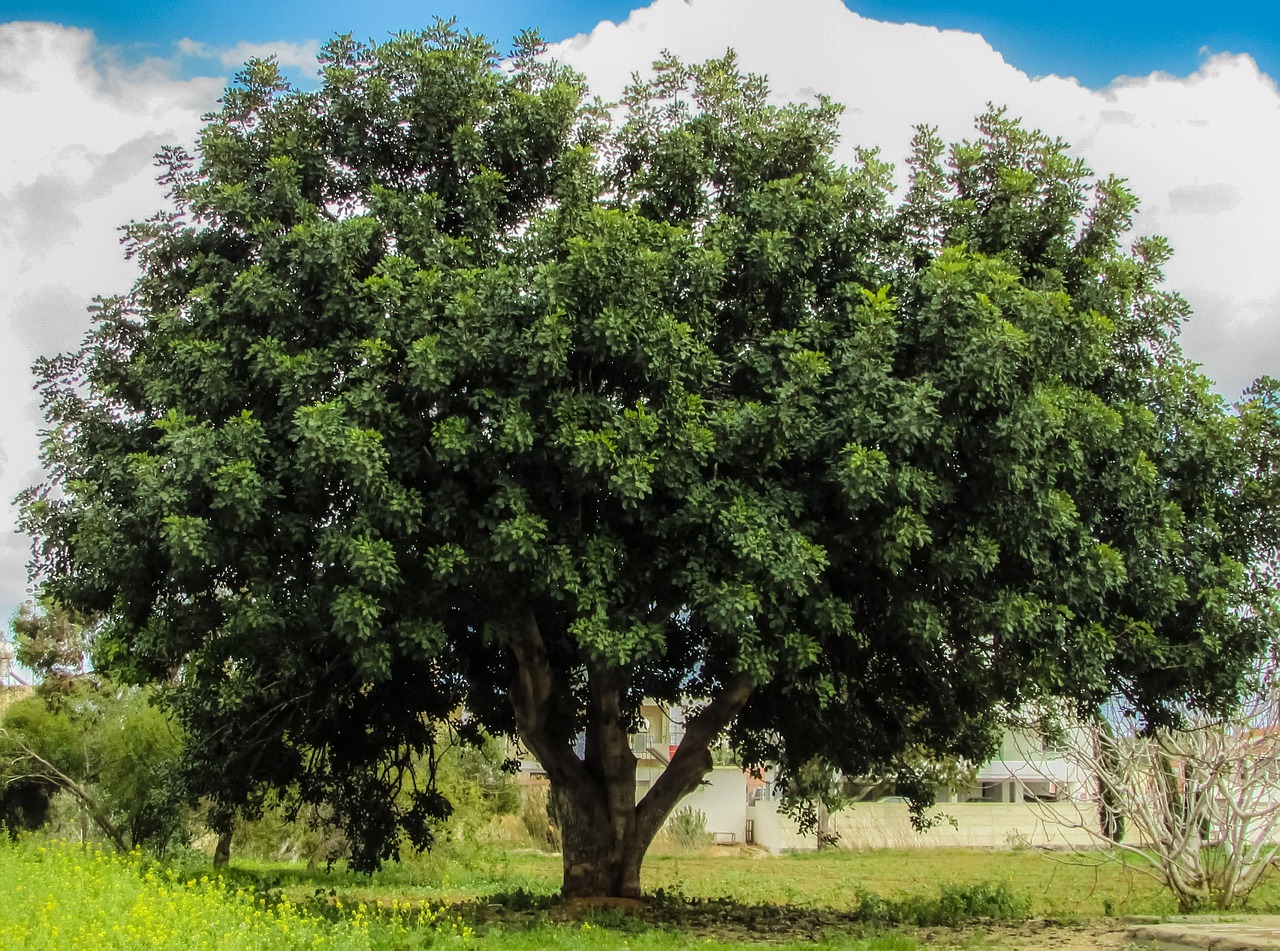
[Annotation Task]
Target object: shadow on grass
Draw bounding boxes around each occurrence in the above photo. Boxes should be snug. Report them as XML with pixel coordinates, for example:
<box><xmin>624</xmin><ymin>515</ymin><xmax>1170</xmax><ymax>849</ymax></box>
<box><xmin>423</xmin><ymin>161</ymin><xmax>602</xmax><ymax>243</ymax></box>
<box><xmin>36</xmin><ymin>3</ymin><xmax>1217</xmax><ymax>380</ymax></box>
<box><xmin>203</xmin><ymin>848</ymin><xmax>1033</xmax><ymax>945</ymax></box>
<box><xmin>274</xmin><ymin>878</ymin><xmax>1032</xmax><ymax>944</ymax></box>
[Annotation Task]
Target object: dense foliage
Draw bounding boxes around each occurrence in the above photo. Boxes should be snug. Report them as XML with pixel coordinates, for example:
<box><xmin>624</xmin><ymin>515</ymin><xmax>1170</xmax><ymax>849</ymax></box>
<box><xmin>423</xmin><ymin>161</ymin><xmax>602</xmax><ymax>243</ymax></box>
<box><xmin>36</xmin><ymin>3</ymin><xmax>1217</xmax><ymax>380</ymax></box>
<box><xmin>20</xmin><ymin>26</ymin><xmax>1277</xmax><ymax>895</ymax></box>
<box><xmin>2</xmin><ymin>602</ymin><xmax>188</xmax><ymax>849</ymax></box>
<box><xmin>0</xmin><ymin>685</ymin><xmax>186</xmax><ymax>850</ymax></box>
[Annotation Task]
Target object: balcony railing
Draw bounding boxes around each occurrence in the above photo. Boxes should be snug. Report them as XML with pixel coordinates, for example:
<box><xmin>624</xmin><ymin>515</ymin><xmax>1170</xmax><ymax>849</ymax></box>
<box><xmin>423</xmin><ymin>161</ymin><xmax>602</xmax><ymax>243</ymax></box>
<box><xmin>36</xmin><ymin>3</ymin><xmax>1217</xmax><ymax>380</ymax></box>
<box><xmin>630</xmin><ymin>730</ymin><xmax>685</xmax><ymax>762</ymax></box>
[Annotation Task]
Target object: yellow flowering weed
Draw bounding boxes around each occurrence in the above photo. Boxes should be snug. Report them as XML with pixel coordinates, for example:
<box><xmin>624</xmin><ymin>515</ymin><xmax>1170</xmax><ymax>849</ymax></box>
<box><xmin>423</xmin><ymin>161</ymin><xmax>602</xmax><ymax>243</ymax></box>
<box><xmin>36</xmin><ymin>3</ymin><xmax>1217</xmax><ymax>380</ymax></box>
<box><xmin>0</xmin><ymin>838</ymin><xmax>470</xmax><ymax>950</ymax></box>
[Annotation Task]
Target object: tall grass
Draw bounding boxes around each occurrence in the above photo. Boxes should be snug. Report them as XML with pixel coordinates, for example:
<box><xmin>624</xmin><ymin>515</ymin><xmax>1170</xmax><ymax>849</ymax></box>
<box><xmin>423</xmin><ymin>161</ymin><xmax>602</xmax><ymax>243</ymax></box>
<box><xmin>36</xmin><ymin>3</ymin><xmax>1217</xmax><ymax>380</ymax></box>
<box><xmin>662</xmin><ymin>807</ymin><xmax>713</xmax><ymax>850</ymax></box>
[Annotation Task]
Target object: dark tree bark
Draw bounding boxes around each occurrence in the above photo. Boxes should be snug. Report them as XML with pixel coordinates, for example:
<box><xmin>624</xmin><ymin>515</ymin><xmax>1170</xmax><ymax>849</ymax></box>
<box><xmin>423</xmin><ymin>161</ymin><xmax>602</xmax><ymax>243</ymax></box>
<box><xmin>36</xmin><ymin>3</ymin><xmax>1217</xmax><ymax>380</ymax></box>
<box><xmin>1095</xmin><ymin>718</ymin><xmax>1126</xmax><ymax>843</ymax></box>
<box><xmin>213</xmin><ymin>829</ymin><xmax>232</xmax><ymax>867</ymax></box>
<box><xmin>509</xmin><ymin>610</ymin><xmax>752</xmax><ymax>898</ymax></box>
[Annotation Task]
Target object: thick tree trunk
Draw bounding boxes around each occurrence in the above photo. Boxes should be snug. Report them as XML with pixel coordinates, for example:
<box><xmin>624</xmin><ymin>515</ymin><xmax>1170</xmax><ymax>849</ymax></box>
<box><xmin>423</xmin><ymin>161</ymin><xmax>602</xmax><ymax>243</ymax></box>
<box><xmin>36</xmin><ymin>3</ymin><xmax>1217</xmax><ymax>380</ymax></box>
<box><xmin>508</xmin><ymin>609</ymin><xmax>753</xmax><ymax>899</ymax></box>
<box><xmin>213</xmin><ymin>829</ymin><xmax>232</xmax><ymax>867</ymax></box>
<box><xmin>555</xmin><ymin>783</ymin><xmax>646</xmax><ymax>898</ymax></box>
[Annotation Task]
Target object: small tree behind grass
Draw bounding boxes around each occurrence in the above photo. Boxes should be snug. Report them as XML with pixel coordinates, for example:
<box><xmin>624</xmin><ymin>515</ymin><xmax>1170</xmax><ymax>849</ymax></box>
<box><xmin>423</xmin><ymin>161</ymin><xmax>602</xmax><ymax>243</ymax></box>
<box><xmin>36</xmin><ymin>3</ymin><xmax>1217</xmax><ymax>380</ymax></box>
<box><xmin>0</xmin><ymin>687</ymin><xmax>187</xmax><ymax>853</ymax></box>
<box><xmin>2</xmin><ymin>601</ymin><xmax>188</xmax><ymax>853</ymax></box>
<box><xmin>432</xmin><ymin>729</ymin><xmax>521</xmax><ymax>838</ymax></box>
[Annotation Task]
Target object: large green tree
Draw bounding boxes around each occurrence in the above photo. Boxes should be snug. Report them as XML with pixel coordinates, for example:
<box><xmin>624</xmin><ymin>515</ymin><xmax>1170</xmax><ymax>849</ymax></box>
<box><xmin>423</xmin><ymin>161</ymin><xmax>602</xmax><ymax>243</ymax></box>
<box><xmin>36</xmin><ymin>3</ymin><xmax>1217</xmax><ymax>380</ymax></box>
<box><xmin>20</xmin><ymin>28</ymin><xmax>1276</xmax><ymax>897</ymax></box>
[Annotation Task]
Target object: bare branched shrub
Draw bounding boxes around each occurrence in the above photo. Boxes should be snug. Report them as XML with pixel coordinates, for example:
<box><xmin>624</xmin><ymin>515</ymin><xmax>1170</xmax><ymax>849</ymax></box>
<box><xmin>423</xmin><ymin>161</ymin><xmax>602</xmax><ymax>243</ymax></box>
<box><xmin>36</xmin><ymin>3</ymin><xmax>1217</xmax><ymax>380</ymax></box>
<box><xmin>1028</xmin><ymin>676</ymin><xmax>1280</xmax><ymax>911</ymax></box>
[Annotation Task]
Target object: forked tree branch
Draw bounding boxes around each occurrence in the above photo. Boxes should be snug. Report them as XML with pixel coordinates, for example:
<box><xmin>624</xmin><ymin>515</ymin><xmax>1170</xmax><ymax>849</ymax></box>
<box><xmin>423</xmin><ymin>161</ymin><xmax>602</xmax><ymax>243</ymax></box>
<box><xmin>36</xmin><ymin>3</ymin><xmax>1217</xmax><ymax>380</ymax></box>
<box><xmin>635</xmin><ymin>672</ymin><xmax>754</xmax><ymax>842</ymax></box>
<box><xmin>0</xmin><ymin>727</ymin><xmax>128</xmax><ymax>852</ymax></box>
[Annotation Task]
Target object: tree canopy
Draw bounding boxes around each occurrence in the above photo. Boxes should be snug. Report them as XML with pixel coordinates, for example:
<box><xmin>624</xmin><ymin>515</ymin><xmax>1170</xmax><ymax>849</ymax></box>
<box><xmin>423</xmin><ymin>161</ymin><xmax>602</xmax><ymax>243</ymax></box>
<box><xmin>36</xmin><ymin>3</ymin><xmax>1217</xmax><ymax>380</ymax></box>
<box><xmin>20</xmin><ymin>26</ymin><xmax>1278</xmax><ymax>896</ymax></box>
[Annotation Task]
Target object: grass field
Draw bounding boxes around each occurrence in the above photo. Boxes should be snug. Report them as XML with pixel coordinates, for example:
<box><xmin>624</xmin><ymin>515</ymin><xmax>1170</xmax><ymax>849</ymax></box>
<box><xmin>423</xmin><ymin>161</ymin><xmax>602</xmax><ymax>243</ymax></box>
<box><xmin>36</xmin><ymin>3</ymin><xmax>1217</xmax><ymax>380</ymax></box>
<box><xmin>237</xmin><ymin>839</ymin><xmax>1203</xmax><ymax>918</ymax></box>
<box><xmin>7</xmin><ymin>835</ymin><xmax>1280</xmax><ymax>949</ymax></box>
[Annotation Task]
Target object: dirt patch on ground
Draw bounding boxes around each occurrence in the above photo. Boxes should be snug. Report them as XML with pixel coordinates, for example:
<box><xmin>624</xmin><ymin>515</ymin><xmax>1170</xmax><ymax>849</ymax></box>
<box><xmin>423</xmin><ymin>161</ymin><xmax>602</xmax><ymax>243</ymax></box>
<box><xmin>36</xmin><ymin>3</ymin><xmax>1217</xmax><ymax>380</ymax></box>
<box><xmin>911</xmin><ymin>919</ymin><xmax>1131</xmax><ymax>949</ymax></box>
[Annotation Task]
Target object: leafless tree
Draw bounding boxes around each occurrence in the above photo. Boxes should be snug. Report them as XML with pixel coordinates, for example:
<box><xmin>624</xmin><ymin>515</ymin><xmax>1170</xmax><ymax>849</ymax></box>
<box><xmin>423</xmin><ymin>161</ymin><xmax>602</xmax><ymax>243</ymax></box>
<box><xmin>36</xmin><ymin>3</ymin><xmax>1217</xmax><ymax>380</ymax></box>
<box><xmin>1025</xmin><ymin>677</ymin><xmax>1280</xmax><ymax>911</ymax></box>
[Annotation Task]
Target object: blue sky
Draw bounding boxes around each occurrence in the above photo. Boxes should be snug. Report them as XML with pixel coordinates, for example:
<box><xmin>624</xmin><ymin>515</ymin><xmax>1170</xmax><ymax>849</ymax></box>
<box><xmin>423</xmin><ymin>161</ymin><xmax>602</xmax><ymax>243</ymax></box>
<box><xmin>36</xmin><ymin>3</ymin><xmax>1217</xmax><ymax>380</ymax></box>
<box><xmin>2</xmin><ymin>0</ymin><xmax>1279</xmax><ymax>646</ymax></box>
<box><xmin>4</xmin><ymin>0</ymin><xmax>1277</xmax><ymax>89</ymax></box>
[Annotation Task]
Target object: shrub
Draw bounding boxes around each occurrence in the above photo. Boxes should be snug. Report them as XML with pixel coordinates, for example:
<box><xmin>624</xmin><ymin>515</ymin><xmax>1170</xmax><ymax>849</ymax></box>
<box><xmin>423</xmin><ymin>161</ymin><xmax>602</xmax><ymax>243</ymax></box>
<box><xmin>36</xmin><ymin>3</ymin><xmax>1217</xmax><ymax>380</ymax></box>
<box><xmin>518</xmin><ymin>785</ymin><xmax>560</xmax><ymax>852</ymax></box>
<box><xmin>854</xmin><ymin>881</ymin><xmax>1031</xmax><ymax>927</ymax></box>
<box><xmin>664</xmin><ymin>807</ymin><xmax>712</xmax><ymax>850</ymax></box>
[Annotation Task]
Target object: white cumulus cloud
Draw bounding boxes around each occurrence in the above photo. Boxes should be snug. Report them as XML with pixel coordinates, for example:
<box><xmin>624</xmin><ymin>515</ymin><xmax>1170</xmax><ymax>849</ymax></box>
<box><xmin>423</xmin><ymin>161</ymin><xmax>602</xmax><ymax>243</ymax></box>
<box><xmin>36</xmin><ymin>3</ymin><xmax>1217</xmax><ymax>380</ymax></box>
<box><xmin>176</xmin><ymin>36</ymin><xmax>322</xmax><ymax>72</ymax></box>
<box><xmin>0</xmin><ymin>22</ymin><xmax>222</xmax><ymax>616</ymax></box>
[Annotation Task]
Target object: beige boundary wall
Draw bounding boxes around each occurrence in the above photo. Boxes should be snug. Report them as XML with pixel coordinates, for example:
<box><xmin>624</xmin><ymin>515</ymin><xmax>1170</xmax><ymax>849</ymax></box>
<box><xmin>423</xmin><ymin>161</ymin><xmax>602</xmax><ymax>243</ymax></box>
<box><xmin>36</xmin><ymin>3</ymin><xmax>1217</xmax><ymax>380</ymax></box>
<box><xmin>749</xmin><ymin>800</ymin><xmax>1107</xmax><ymax>852</ymax></box>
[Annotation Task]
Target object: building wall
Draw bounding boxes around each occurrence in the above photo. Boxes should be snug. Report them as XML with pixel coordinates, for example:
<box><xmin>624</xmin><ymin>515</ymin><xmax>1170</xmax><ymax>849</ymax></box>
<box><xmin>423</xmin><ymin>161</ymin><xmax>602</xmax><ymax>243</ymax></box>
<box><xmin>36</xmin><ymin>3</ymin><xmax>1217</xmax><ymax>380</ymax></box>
<box><xmin>680</xmin><ymin>767</ymin><xmax>749</xmax><ymax>843</ymax></box>
<box><xmin>748</xmin><ymin>799</ymin><xmax>1109</xmax><ymax>851</ymax></box>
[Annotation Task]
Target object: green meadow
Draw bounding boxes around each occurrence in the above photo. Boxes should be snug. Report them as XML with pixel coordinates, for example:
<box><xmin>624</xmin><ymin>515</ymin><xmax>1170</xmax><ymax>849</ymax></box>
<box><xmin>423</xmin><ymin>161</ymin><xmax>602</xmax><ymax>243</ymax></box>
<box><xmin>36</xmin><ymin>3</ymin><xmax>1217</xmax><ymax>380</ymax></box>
<box><xmin>11</xmin><ymin>834</ymin><xmax>1276</xmax><ymax>950</ymax></box>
